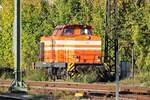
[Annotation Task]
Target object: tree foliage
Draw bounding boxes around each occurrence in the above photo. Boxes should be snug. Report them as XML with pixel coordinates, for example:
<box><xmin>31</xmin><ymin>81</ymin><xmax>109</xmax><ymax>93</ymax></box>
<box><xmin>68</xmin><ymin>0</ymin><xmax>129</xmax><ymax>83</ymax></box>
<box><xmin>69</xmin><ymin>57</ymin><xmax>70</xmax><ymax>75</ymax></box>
<box><xmin>118</xmin><ymin>1</ymin><xmax>150</xmax><ymax>70</ymax></box>
<box><xmin>0</xmin><ymin>0</ymin><xmax>14</xmax><ymax>68</ymax></box>
<box><xmin>0</xmin><ymin>0</ymin><xmax>149</xmax><ymax>71</ymax></box>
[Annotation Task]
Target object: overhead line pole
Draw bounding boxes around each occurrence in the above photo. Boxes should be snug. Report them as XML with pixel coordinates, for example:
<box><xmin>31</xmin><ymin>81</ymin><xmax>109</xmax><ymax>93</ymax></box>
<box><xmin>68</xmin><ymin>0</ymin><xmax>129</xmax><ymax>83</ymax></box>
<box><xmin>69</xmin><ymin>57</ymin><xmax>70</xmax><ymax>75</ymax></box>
<box><xmin>9</xmin><ymin>0</ymin><xmax>27</xmax><ymax>93</ymax></box>
<box><xmin>113</xmin><ymin>0</ymin><xmax>119</xmax><ymax>99</ymax></box>
<box><xmin>105</xmin><ymin>0</ymin><xmax>119</xmax><ymax>99</ymax></box>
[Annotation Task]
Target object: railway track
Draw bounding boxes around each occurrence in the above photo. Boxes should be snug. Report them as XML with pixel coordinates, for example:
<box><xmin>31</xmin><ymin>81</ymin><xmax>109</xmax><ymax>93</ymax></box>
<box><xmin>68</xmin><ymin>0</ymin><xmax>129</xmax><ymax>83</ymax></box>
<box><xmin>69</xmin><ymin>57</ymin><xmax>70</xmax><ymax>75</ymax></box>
<box><xmin>0</xmin><ymin>80</ymin><xmax>149</xmax><ymax>99</ymax></box>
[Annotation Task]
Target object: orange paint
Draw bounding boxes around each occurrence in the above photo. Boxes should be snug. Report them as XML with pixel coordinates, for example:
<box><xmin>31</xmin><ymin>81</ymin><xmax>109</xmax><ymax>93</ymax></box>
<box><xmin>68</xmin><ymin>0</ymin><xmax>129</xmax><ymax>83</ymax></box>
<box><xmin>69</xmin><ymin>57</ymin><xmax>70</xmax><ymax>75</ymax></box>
<box><xmin>40</xmin><ymin>25</ymin><xmax>102</xmax><ymax>64</ymax></box>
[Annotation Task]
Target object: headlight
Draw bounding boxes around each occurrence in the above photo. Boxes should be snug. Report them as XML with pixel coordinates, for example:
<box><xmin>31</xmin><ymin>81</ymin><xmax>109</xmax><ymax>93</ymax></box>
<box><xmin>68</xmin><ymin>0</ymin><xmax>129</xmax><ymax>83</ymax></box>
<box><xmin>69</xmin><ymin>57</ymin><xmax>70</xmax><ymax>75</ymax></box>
<box><xmin>97</xmin><ymin>56</ymin><xmax>101</xmax><ymax>62</ymax></box>
<box><xmin>75</xmin><ymin>56</ymin><xmax>80</xmax><ymax>62</ymax></box>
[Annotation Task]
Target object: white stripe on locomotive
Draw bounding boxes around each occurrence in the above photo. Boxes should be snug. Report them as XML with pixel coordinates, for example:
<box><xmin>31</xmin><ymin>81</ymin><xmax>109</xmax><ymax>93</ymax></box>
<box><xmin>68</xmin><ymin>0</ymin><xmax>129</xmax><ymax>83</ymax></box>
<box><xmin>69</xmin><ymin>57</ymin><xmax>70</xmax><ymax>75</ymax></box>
<box><xmin>44</xmin><ymin>47</ymin><xmax>101</xmax><ymax>51</ymax></box>
<box><xmin>42</xmin><ymin>40</ymin><xmax>101</xmax><ymax>46</ymax></box>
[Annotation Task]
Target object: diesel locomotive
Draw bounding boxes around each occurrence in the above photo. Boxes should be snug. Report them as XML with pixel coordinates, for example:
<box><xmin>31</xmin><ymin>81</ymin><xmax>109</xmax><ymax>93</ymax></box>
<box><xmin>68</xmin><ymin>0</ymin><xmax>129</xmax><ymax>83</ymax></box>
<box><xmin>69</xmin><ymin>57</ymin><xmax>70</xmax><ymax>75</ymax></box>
<box><xmin>36</xmin><ymin>24</ymin><xmax>103</xmax><ymax>80</ymax></box>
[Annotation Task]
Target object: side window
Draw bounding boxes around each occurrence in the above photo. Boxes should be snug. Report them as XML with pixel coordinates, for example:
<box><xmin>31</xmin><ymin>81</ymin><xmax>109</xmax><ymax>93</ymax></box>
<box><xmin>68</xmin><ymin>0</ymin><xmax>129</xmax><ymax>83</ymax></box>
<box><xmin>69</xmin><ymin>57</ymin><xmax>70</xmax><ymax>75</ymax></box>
<box><xmin>62</xmin><ymin>28</ymin><xmax>73</xmax><ymax>36</ymax></box>
<box><xmin>81</xmin><ymin>28</ymin><xmax>92</xmax><ymax>35</ymax></box>
<box><xmin>40</xmin><ymin>42</ymin><xmax>44</xmax><ymax>61</ymax></box>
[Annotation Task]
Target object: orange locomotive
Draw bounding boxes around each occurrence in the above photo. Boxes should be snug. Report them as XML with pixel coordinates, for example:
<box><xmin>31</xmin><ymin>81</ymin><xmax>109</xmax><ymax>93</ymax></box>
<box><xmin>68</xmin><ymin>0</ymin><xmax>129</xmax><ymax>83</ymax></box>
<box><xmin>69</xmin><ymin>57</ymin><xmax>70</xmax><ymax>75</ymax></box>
<box><xmin>37</xmin><ymin>25</ymin><xmax>102</xmax><ymax>79</ymax></box>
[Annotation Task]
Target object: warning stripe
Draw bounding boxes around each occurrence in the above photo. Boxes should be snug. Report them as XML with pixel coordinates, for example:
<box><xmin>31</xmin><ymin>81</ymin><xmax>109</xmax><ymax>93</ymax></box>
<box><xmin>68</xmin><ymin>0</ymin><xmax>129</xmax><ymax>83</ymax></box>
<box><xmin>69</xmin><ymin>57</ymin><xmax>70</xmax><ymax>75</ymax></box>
<box><xmin>67</xmin><ymin>63</ymin><xmax>75</xmax><ymax>71</ymax></box>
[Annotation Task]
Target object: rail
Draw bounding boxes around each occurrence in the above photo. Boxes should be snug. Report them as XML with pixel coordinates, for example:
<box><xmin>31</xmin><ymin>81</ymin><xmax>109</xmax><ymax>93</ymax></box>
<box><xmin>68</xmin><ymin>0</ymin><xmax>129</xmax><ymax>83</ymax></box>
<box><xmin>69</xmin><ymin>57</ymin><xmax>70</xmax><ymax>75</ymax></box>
<box><xmin>0</xmin><ymin>80</ymin><xmax>149</xmax><ymax>99</ymax></box>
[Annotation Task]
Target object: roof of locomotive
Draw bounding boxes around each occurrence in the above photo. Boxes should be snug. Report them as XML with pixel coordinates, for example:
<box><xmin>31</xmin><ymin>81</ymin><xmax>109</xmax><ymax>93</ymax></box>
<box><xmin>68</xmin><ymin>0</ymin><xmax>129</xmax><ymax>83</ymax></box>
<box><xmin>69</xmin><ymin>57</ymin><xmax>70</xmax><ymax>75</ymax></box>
<box><xmin>55</xmin><ymin>24</ymin><xmax>92</xmax><ymax>29</ymax></box>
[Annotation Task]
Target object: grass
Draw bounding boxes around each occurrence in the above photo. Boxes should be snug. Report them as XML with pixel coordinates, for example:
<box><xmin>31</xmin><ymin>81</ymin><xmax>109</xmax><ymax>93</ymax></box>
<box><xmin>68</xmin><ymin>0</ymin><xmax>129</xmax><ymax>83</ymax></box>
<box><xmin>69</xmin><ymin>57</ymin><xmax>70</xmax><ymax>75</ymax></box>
<box><xmin>23</xmin><ymin>69</ymin><xmax>47</xmax><ymax>81</ymax></box>
<box><xmin>0</xmin><ymin>73</ymin><xmax>14</xmax><ymax>80</ymax></box>
<box><xmin>0</xmin><ymin>67</ymin><xmax>149</xmax><ymax>87</ymax></box>
<box><xmin>52</xmin><ymin>91</ymin><xmax>74</xmax><ymax>100</ymax></box>
<box><xmin>30</xmin><ymin>91</ymin><xmax>74</xmax><ymax>100</ymax></box>
<box><xmin>65</xmin><ymin>70</ymin><xmax>99</xmax><ymax>83</ymax></box>
<box><xmin>120</xmin><ymin>70</ymin><xmax>150</xmax><ymax>87</ymax></box>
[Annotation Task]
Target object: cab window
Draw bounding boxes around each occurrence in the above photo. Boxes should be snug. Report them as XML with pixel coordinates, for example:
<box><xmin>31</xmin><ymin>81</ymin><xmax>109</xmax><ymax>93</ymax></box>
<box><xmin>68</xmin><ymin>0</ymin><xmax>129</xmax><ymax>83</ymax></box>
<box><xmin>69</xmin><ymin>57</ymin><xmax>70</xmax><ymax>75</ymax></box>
<box><xmin>81</xmin><ymin>28</ymin><xmax>92</xmax><ymax>35</ymax></box>
<box><xmin>62</xmin><ymin>28</ymin><xmax>73</xmax><ymax>36</ymax></box>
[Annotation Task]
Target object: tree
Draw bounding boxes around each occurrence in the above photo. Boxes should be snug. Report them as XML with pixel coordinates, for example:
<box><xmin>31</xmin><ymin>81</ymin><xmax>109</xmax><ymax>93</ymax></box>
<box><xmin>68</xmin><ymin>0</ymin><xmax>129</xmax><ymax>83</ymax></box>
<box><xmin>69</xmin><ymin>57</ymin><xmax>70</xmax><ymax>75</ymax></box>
<box><xmin>0</xmin><ymin>0</ymin><xmax>14</xmax><ymax>68</ymax></box>
<box><xmin>22</xmin><ymin>0</ymin><xmax>42</xmax><ymax>68</ymax></box>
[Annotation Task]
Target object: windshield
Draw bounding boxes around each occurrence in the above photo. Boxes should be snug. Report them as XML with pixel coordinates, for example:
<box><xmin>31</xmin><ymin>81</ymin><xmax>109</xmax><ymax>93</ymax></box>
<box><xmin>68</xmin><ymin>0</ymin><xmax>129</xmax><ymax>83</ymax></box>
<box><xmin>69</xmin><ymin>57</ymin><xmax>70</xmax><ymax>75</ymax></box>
<box><xmin>81</xmin><ymin>28</ymin><xmax>92</xmax><ymax>35</ymax></box>
<box><xmin>62</xmin><ymin>28</ymin><xmax>73</xmax><ymax>36</ymax></box>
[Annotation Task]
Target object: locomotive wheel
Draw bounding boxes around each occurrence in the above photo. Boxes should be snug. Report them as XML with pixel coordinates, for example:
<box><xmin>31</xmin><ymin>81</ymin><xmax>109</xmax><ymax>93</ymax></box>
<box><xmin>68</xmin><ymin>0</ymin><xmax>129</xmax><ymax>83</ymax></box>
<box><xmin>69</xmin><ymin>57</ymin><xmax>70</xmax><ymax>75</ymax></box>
<box><xmin>67</xmin><ymin>70</ymin><xmax>77</xmax><ymax>78</ymax></box>
<box><xmin>74</xmin><ymin>65</ymin><xmax>110</xmax><ymax>82</ymax></box>
<box><xmin>45</xmin><ymin>67</ymin><xmax>57</xmax><ymax>81</ymax></box>
<box><xmin>68</xmin><ymin>69</ymin><xmax>80</xmax><ymax>78</ymax></box>
<box><xmin>46</xmin><ymin>67</ymin><xmax>68</xmax><ymax>81</ymax></box>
